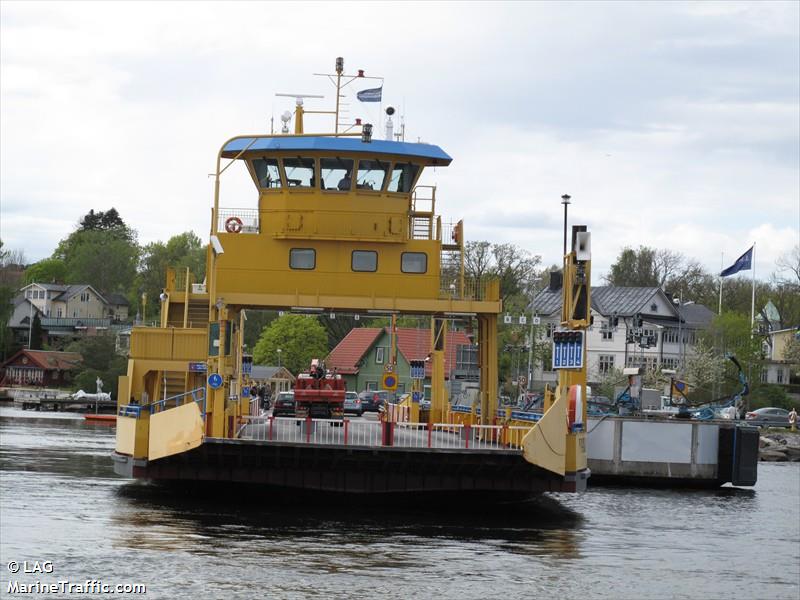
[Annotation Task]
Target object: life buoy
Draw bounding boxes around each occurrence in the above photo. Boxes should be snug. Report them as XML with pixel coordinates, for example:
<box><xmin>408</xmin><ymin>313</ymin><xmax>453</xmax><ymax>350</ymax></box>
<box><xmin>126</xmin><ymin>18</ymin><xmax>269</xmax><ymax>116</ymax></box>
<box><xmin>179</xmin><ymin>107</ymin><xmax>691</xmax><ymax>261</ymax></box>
<box><xmin>568</xmin><ymin>384</ymin><xmax>584</xmax><ymax>432</ymax></box>
<box><xmin>225</xmin><ymin>217</ymin><xmax>243</xmax><ymax>233</ymax></box>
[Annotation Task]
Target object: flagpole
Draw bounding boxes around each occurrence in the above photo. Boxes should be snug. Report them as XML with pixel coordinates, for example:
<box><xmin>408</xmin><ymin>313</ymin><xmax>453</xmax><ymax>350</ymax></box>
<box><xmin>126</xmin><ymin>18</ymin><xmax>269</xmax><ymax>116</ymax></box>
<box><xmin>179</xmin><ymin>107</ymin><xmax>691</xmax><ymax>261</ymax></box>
<box><xmin>750</xmin><ymin>242</ymin><xmax>756</xmax><ymax>337</ymax></box>
<box><xmin>718</xmin><ymin>252</ymin><xmax>723</xmax><ymax>315</ymax></box>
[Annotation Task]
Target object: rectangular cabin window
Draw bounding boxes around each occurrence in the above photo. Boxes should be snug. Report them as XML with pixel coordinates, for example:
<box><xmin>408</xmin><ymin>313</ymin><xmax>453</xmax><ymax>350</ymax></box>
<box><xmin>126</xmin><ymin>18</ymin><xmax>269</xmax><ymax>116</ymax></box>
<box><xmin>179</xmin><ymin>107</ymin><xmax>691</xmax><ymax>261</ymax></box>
<box><xmin>283</xmin><ymin>157</ymin><xmax>315</xmax><ymax>188</ymax></box>
<box><xmin>289</xmin><ymin>248</ymin><xmax>316</xmax><ymax>270</ymax></box>
<box><xmin>401</xmin><ymin>252</ymin><xmax>427</xmax><ymax>274</ymax></box>
<box><xmin>320</xmin><ymin>157</ymin><xmax>354</xmax><ymax>191</ymax></box>
<box><xmin>253</xmin><ymin>158</ymin><xmax>282</xmax><ymax>189</ymax></box>
<box><xmin>356</xmin><ymin>159</ymin><xmax>389</xmax><ymax>191</ymax></box>
<box><xmin>352</xmin><ymin>250</ymin><xmax>378</xmax><ymax>272</ymax></box>
<box><xmin>387</xmin><ymin>163</ymin><xmax>421</xmax><ymax>193</ymax></box>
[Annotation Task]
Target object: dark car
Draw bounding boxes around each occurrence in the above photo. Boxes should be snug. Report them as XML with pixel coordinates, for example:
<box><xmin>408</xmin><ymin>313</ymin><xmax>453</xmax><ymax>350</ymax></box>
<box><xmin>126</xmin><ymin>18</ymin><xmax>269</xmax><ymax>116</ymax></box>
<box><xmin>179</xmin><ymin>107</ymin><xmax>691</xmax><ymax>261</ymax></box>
<box><xmin>358</xmin><ymin>390</ymin><xmax>388</xmax><ymax>412</ymax></box>
<box><xmin>343</xmin><ymin>391</ymin><xmax>363</xmax><ymax>417</ymax></box>
<box><xmin>272</xmin><ymin>391</ymin><xmax>295</xmax><ymax>417</ymax></box>
<box><xmin>745</xmin><ymin>407</ymin><xmax>794</xmax><ymax>428</ymax></box>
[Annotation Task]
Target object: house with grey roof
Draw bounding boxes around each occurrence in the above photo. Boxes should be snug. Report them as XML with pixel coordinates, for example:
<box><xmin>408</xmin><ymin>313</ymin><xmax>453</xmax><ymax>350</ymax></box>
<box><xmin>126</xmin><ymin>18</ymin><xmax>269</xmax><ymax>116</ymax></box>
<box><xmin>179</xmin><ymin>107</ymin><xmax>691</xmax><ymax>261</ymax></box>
<box><xmin>17</xmin><ymin>282</ymin><xmax>129</xmax><ymax>321</ymax></box>
<box><xmin>531</xmin><ymin>272</ymin><xmax>715</xmax><ymax>386</ymax></box>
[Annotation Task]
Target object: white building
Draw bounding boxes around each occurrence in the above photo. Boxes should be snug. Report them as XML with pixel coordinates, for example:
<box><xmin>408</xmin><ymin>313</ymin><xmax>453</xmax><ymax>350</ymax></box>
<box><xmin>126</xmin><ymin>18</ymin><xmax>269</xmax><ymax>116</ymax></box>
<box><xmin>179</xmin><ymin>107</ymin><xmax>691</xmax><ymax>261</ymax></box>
<box><xmin>532</xmin><ymin>274</ymin><xmax>714</xmax><ymax>386</ymax></box>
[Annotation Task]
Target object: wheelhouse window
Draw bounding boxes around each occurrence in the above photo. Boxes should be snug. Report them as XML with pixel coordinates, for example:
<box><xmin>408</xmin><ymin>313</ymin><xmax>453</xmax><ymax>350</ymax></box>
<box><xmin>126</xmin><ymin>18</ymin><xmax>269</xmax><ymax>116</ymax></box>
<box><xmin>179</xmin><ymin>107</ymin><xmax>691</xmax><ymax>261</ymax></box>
<box><xmin>283</xmin><ymin>157</ymin><xmax>315</xmax><ymax>188</ymax></box>
<box><xmin>320</xmin><ymin>157</ymin><xmax>354</xmax><ymax>191</ymax></box>
<box><xmin>387</xmin><ymin>163</ymin><xmax>421</xmax><ymax>193</ymax></box>
<box><xmin>289</xmin><ymin>248</ymin><xmax>316</xmax><ymax>270</ymax></box>
<box><xmin>352</xmin><ymin>250</ymin><xmax>377</xmax><ymax>272</ymax></box>
<box><xmin>253</xmin><ymin>158</ymin><xmax>282</xmax><ymax>189</ymax></box>
<box><xmin>356</xmin><ymin>159</ymin><xmax>389</xmax><ymax>191</ymax></box>
<box><xmin>401</xmin><ymin>252</ymin><xmax>427</xmax><ymax>274</ymax></box>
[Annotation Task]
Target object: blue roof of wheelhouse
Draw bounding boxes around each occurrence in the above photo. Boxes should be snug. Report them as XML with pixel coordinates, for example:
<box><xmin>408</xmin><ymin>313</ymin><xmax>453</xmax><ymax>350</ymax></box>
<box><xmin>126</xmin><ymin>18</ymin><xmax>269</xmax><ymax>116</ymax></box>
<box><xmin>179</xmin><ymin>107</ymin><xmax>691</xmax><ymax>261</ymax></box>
<box><xmin>221</xmin><ymin>136</ymin><xmax>452</xmax><ymax>165</ymax></box>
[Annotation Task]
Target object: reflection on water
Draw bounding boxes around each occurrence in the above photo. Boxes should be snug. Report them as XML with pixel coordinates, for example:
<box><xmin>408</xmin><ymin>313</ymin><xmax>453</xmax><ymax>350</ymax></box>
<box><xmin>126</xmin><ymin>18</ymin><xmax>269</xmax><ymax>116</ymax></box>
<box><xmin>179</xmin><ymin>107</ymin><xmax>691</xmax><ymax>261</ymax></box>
<box><xmin>1</xmin><ymin>406</ymin><xmax>799</xmax><ymax>600</ymax></box>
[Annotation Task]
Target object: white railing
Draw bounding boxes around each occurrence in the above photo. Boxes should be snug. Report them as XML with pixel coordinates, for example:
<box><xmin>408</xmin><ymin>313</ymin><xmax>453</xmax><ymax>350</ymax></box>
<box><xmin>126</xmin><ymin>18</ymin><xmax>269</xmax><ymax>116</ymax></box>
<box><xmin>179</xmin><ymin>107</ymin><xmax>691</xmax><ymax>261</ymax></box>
<box><xmin>237</xmin><ymin>416</ymin><xmax>525</xmax><ymax>452</ymax></box>
<box><xmin>217</xmin><ymin>208</ymin><xmax>259</xmax><ymax>234</ymax></box>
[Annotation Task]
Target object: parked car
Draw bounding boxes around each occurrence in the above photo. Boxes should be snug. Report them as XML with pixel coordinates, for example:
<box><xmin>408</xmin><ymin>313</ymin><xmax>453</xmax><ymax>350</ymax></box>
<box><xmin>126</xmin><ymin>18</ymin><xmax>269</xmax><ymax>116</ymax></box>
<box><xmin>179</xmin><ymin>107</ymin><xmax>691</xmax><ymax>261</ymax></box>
<box><xmin>343</xmin><ymin>391</ymin><xmax>363</xmax><ymax>416</ymax></box>
<box><xmin>272</xmin><ymin>391</ymin><xmax>295</xmax><ymax>417</ymax></box>
<box><xmin>745</xmin><ymin>407</ymin><xmax>794</xmax><ymax>428</ymax></box>
<box><xmin>358</xmin><ymin>390</ymin><xmax>388</xmax><ymax>412</ymax></box>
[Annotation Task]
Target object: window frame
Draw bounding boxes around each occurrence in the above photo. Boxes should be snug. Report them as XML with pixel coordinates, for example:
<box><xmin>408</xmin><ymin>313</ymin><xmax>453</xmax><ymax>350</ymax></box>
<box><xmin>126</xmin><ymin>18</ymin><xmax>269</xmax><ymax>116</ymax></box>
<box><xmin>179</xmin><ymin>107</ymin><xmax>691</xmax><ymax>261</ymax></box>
<box><xmin>282</xmin><ymin>156</ymin><xmax>318</xmax><ymax>189</ymax></box>
<box><xmin>320</xmin><ymin>156</ymin><xmax>355</xmax><ymax>192</ymax></box>
<box><xmin>289</xmin><ymin>248</ymin><xmax>316</xmax><ymax>270</ymax></box>
<box><xmin>386</xmin><ymin>161</ymin><xmax>422</xmax><ymax>194</ymax></box>
<box><xmin>250</xmin><ymin>157</ymin><xmax>284</xmax><ymax>190</ymax></box>
<box><xmin>375</xmin><ymin>347</ymin><xmax>385</xmax><ymax>364</ymax></box>
<box><xmin>354</xmin><ymin>158</ymin><xmax>391</xmax><ymax>192</ymax></box>
<box><xmin>351</xmin><ymin>250</ymin><xmax>378</xmax><ymax>272</ymax></box>
<box><xmin>401</xmin><ymin>252</ymin><xmax>427</xmax><ymax>274</ymax></box>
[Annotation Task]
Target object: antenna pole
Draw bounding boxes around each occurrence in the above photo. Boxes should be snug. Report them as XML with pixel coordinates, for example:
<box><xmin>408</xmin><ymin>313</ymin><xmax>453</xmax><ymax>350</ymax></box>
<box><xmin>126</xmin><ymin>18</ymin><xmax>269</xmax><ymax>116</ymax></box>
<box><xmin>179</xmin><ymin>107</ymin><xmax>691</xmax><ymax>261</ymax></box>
<box><xmin>335</xmin><ymin>57</ymin><xmax>343</xmax><ymax>134</ymax></box>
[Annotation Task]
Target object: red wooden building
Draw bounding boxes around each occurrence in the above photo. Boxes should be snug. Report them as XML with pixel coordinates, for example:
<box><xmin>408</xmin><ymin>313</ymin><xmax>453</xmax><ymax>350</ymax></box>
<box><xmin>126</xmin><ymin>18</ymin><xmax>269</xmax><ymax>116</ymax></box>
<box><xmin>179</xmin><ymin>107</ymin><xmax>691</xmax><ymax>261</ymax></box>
<box><xmin>0</xmin><ymin>349</ymin><xmax>82</xmax><ymax>387</ymax></box>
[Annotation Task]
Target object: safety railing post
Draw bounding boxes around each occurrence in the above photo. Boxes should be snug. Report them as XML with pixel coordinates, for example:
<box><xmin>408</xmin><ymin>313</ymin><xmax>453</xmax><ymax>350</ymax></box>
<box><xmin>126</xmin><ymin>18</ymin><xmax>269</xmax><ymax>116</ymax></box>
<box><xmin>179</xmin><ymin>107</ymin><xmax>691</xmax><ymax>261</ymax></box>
<box><xmin>427</xmin><ymin>422</ymin><xmax>432</xmax><ymax>448</ymax></box>
<box><xmin>464</xmin><ymin>424</ymin><xmax>471</xmax><ymax>449</ymax></box>
<box><xmin>269</xmin><ymin>416</ymin><xmax>274</xmax><ymax>441</ymax></box>
<box><xmin>344</xmin><ymin>419</ymin><xmax>349</xmax><ymax>445</ymax></box>
<box><xmin>306</xmin><ymin>416</ymin><xmax>312</xmax><ymax>443</ymax></box>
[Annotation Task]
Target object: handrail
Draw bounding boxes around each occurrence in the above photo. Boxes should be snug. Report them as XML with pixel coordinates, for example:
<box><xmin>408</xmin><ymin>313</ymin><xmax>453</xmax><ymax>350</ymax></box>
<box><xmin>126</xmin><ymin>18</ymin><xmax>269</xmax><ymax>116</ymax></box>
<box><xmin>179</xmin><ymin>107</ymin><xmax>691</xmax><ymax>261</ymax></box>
<box><xmin>117</xmin><ymin>387</ymin><xmax>207</xmax><ymax>419</ymax></box>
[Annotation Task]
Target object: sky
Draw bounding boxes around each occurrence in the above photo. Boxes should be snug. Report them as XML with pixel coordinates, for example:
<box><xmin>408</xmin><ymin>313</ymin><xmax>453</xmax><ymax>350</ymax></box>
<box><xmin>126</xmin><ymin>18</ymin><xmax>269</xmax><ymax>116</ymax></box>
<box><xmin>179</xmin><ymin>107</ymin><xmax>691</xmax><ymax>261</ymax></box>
<box><xmin>1</xmin><ymin>1</ymin><xmax>798</xmax><ymax>283</ymax></box>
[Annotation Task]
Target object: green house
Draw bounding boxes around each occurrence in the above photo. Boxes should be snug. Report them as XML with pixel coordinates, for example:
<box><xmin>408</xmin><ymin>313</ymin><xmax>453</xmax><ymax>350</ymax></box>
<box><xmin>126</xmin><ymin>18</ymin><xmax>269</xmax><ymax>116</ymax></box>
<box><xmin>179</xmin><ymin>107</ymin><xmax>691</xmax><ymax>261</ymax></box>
<box><xmin>327</xmin><ymin>327</ymin><xmax>472</xmax><ymax>396</ymax></box>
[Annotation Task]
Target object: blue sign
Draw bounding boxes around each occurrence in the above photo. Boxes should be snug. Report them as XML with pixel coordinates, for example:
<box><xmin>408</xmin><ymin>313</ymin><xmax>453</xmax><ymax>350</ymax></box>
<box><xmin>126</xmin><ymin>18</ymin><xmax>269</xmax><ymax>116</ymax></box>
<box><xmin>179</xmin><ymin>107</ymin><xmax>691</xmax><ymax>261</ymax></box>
<box><xmin>208</xmin><ymin>373</ymin><xmax>223</xmax><ymax>389</ymax></box>
<box><xmin>242</xmin><ymin>386</ymin><xmax>250</xmax><ymax>397</ymax></box>
<box><xmin>189</xmin><ymin>362</ymin><xmax>207</xmax><ymax>372</ymax></box>
<box><xmin>412</xmin><ymin>391</ymin><xmax>423</xmax><ymax>403</ymax></box>
<box><xmin>552</xmin><ymin>330</ymin><xmax>584</xmax><ymax>370</ymax></box>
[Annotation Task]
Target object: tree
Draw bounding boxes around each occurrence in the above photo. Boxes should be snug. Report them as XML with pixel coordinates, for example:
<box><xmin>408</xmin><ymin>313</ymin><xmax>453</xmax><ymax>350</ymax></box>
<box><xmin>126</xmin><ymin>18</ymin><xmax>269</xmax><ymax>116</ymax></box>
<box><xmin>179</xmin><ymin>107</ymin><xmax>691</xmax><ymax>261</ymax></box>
<box><xmin>252</xmin><ymin>314</ymin><xmax>328</xmax><ymax>375</ymax></box>
<box><xmin>63</xmin><ymin>229</ymin><xmax>139</xmax><ymax>293</ymax></box>
<box><xmin>65</xmin><ymin>335</ymin><xmax>127</xmax><ymax>399</ymax></box>
<box><xmin>776</xmin><ymin>244</ymin><xmax>800</xmax><ymax>286</ymax></box>
<box><xmin>136</xmin><ymin>232</ymin><xmax>206</xmax><ymax>316</ymax></box>
<box><xmin>24</xmin><ymin>258</ymin><xmax>67</xmax><ymax>285</ymax></box>
<box><xmin>463</xmin><ymin>241</ymin><xmax>540</xmax><ymax>304</ymax></box>
<box><xmin>29</xmin><ymin>313</ymin><xmax>45</xmax><ymax>350</ymax></box>
<box><xmin>0</xmin><ymin>240</ymin><xmax>26</xmax><ymax>360</ymax></box>
<box><xmin>605</xmin><ymin>246</ymin><xmax>660</xmax><ymax>287</ymax></box>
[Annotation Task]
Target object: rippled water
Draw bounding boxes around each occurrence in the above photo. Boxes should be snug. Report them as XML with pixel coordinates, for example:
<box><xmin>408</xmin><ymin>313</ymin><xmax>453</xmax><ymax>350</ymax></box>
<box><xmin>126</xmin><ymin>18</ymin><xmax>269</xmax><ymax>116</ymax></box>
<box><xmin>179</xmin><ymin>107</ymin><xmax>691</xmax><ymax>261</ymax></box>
<box><xmin>1</xmin><ymin>405</ymin><xmax>798</xmax><ymax>599</ymax></box>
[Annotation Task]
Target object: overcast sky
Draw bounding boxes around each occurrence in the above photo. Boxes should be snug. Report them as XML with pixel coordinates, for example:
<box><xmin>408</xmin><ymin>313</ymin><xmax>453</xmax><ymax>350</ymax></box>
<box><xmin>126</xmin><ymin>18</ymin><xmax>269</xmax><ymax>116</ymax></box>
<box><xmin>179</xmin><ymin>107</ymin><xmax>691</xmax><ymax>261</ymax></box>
<box><xmin>1</xmin><ymin>1</ymin><xmax>798</xmax><ymax>283</ymax></box>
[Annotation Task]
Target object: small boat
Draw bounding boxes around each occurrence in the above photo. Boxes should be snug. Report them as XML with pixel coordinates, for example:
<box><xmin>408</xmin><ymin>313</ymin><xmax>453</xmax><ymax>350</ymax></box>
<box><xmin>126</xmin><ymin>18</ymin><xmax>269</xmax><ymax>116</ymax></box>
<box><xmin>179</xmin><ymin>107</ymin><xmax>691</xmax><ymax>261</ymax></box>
<box><xmin>84</xmin><ymin>414</ymin><xmax>117</xmax><ymax>424</ymax></box>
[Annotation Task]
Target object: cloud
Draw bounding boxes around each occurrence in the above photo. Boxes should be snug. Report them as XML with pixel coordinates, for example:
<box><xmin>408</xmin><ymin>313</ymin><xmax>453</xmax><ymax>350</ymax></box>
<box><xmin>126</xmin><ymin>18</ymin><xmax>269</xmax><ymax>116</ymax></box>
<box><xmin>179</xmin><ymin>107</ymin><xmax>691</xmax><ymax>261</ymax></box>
<box><xmin>1</xmin><ymin>1</ymin><xmax>797</xmax><ymax>291</ymax></box>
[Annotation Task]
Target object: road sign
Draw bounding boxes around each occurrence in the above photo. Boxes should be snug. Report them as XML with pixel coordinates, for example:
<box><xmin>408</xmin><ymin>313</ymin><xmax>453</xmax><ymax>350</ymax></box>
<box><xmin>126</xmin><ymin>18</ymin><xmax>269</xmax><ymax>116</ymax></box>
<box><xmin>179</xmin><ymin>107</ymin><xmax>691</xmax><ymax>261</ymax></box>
<box><xmin>412</xmin><ymin>391</ymin><xmax>423</xmax><ymax>402</ymax></box>
<box><xmin>384</xmin><ymin>363</ymin><xmax>394</xmax><ymax>373</ymax></box>
<box><xmin>503</xmin><ymin>314</ymin><xmax>512</xmax><ymax>324</ymax></box>
<box><xmin>208</xmin><ymin>373</ymin><xmax>223</xmax><ymax>389</ymax></box>
<box><xmin>519</xmin><ymin>316</ymin><xmax>527</xmax><ymax>325</ymax></box>
<box><xmin>189</xmin><ymin>362</ymin><xmax>207</xmax><ymax>372</ymax></box>
<box><xmin>382</xmin><ymin>372</ymin><xmax>398</xmax><ymax>391</ymax></box>
<box><xmin>533</xmin><ymin>317</ymin><xmax>541</xmax><ymax>325</ymax></box>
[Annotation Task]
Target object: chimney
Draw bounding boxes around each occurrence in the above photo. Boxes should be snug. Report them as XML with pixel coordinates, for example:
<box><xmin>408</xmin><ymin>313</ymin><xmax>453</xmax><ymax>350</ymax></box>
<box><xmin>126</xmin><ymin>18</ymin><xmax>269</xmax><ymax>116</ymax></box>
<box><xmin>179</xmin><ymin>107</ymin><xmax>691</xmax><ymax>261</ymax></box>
<box><xmin>549</xmin><ymin>270</ymin><xmax>563</xmax><ymax>291</ymax></box>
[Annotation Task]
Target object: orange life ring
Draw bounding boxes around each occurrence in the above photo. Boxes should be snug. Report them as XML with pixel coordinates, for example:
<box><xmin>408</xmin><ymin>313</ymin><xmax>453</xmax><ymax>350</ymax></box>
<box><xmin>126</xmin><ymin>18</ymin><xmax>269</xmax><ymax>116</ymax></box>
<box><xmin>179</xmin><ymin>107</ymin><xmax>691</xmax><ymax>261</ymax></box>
<box><xmin>225</xmin><ymin>216</ymin><xmax>243</xmax><ymax>233</ymax></box>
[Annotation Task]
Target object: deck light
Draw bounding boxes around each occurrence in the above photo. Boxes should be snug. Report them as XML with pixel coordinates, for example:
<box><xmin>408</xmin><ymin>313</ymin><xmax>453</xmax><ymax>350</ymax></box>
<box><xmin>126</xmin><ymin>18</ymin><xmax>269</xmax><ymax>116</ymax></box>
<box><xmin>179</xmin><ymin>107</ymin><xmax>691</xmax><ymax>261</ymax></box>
<box><xmin>357</xmin><ymin>69</ymin><xmax>365</xmax><ymax>77</ymax></box>
<box><xmin>362</xmin><ymin>123</ymin><xmax>373</xmax><ymax>143</ymax></box>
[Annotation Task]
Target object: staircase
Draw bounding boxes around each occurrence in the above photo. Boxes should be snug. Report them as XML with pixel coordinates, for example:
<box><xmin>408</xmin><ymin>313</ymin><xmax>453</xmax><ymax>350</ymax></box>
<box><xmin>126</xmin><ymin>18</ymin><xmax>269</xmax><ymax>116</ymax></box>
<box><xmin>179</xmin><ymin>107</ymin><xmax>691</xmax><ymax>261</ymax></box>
<box><xmin>167</xmin><ymin>298</ymin><xmax>210</xmax><ymax>329</ymax></box>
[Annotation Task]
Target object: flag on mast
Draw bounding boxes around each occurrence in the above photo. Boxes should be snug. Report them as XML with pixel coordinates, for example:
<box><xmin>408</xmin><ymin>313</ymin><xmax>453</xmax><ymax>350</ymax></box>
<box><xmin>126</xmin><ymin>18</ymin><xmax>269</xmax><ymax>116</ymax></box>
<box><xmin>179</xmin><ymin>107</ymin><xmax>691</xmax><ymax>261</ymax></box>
<box><xmin>357</xmin><ymin>86</ymin><xmax>382</xmax><ymax>102</ymax></box>
<box><xmin>720</xmin><ymin>246</ymin><xmax>753</xmax><ymax>277</ymax></box>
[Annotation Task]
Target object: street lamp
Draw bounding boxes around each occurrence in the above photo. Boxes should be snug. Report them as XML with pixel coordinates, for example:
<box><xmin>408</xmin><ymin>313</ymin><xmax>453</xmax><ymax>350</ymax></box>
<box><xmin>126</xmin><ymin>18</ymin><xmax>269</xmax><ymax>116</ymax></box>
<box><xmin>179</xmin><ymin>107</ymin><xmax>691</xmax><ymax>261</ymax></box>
<box><xmin>561</xmin><ymin>194</ymin><xmax>571</xmax><ymax>257</ymax></box>
<box><xmin>527</xmin><ymin>276</ymin><xmax>541</xmax><ymax>393</ymax></box>
<box><xmin>276</xmin><ymin>348</ymin><xmax>282</xmax><ymax>369</ymax></box>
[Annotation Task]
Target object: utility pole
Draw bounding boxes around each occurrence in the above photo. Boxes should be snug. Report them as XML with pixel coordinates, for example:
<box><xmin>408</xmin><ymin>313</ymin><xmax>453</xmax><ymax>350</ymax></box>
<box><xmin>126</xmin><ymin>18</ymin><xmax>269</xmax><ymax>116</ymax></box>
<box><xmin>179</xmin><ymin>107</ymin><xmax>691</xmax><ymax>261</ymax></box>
<box><xmin>527</xmin><ymin>276</ymin><xmax>541</xmax><ymax>393</ymax></box>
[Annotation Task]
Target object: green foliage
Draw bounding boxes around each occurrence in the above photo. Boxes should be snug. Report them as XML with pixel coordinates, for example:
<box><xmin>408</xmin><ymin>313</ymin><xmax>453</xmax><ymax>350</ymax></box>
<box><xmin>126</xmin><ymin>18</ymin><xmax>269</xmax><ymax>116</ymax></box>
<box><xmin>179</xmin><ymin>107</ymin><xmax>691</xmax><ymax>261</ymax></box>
<box><xmin>29</xmin><ymin>313</ymin><xmax>44</xmax><ymax>350</ymax></box>
<box><xmin>252</xmin><ymin>314</ymin><xmax>328</xmax><ymax>375</ymax></box>
<box><xmin>62</xmin><ymin>229</ymin><xmax>139</xmax><ymax>293</ymax></box>
<box><xmin>136</xmin><ymin>231</ymin><xmax>206</xmax><ymax>316</ymax></box>
<box><xmin>65</xmin><ymin>335</ymin><xmax>127</xmax><ymax>398</ymax></box>
<box><xmin>463</xmin><ymin>241</ymin><xmax>541</xmax><ymax>305</ymax></box>
<box><xmin>749</xmin><ymin>385</ymin><xmax>791</xmax><ymax>410</ymax></box>
<box><xmin>24</xmin><ymin>258</ymin><xmax>67</xmax><ymax>285</ymax></box>
<box><xmin>243</xmin><ymin>310</ymin><xmax>278</xmax><ymax>351</ymax></box>
<box><xmin>606</xmin><ymin>246</ymin><xmax>661</xmax><ymax>287</ymax></box>
<box><xmin>595</xmin><ymin>367</ymin><xmax>628</xmax><ymax>401</ymax></box>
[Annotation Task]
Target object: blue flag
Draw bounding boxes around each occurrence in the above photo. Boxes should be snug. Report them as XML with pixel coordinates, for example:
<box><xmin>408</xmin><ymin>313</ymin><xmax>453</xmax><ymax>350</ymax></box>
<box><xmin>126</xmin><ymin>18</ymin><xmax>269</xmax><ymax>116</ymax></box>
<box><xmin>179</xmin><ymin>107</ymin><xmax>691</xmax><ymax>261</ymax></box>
<box><xmin>357</xmin><ymin>86</ymin><xmax>382</xmax><ymax>102</ymax></box>
<box><xmin>720</xmin><ymin>246</ymin><xmax>753</xmax><ymax>277</ymax></box>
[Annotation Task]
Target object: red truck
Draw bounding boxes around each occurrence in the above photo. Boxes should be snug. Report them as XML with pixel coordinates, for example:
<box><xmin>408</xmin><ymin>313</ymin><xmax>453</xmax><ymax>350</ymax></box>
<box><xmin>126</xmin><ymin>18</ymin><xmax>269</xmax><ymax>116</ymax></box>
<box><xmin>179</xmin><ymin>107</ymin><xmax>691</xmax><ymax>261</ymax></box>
<box><xmin>293</xmin><ymin>359</ymin><xmax>345</xmax><ymax>419</ymax></box>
